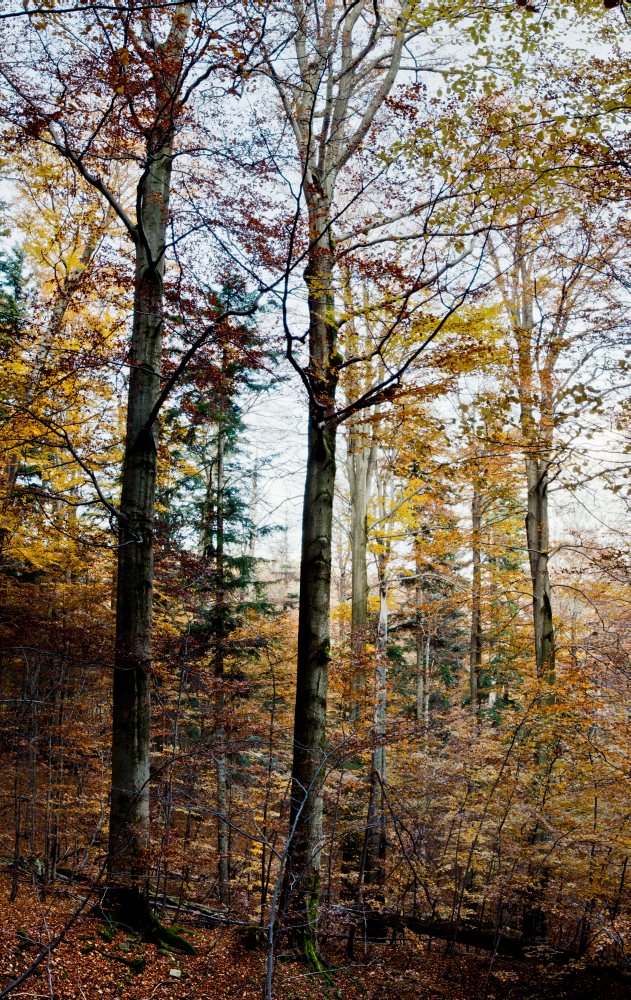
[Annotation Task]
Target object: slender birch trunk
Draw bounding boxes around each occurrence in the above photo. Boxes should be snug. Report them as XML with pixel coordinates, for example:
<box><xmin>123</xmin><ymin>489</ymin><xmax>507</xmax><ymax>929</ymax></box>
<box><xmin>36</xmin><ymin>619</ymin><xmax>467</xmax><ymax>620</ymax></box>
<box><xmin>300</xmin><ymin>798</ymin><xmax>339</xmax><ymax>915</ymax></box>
<box><xmin>248</xmin><ymin>451</ymin><xmax>259</xmax><ymax>561</ymax></box>
<box><xmin>423</xmin><ymin>636</ymin><xmax>431</xmax><ymax>729</ymax></box>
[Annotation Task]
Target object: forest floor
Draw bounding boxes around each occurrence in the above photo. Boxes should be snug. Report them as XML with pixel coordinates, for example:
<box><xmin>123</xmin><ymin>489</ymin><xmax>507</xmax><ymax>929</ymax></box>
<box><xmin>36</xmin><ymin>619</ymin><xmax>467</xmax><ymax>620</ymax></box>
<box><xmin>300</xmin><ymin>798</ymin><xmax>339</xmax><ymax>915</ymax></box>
<box><xmin>0</xmin><ymin>874</ymin><xmax>627</xmax><ymax>1000</ymax></box>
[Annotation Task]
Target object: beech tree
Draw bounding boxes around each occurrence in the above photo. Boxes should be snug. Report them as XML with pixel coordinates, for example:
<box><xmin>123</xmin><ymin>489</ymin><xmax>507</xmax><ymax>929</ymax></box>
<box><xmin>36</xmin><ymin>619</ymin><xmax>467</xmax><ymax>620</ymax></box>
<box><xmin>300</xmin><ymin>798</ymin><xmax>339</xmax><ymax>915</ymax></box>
<box><xmin>258</xmin><ymin>0</ymin><xmax>489</xmax><ymax>956</ymax></box>
<box><xmin>0</xmin><ymin>1</ymin><xmax>265</xmax><ymax>914</ymax></box>
<box><xmin>489</xmin><ymin>207</ymin><xmax>626</xmax><ymax>680</ymax></box>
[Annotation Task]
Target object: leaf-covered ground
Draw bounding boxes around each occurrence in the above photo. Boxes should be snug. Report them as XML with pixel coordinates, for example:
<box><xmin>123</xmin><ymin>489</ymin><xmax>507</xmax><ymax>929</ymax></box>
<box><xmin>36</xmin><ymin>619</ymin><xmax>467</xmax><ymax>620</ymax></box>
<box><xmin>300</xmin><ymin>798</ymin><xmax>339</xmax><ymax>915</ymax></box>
<box><xmin>0</xmin><ymin>874</ymin><xmax>627</xmax><ymax>999</ymax></box>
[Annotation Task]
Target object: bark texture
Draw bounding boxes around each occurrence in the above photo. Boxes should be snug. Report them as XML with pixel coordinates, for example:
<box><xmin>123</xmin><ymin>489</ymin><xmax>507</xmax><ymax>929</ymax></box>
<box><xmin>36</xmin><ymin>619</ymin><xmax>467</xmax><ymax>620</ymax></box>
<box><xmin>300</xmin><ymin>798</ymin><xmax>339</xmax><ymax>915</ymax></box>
<box><xmin>493</xmin><ymin>228</ymin><xmax>559</xmax><ymax>682</ymax></box>
<box><xmin>281</xmin><ymin>223</ymin><xmax>338</xmax><ymax>948</ymax></box>
<box><xmin>362</xmin><ymin>576</ymin><xmax>387</xmax><ymax>886</ymax></box>
<box><xmin>109</xmin><ymin>8</ymin><xmax>191</xmax><ymax>884</ymax></box>
<box><xmin>469</xmin><ymin>485</ymin><xmax>483</xmax><ymax>708</ymax></box>
<box><xmin>525</xmin><ymin>456</ymin><xmax>555</xmax><ymax>680</ymax></box>
<box><xmin>346</xmin><ymin>413</ymin><xmax>376</xmax><ymax>711</ymax></box>
<box><xmin>109</xmin><ymin>147</ymin><xmax>171</xmax><ymax>878</ymax></box>
<box><xmin>271</xmin><ymin>1</ymin><xmax>408</xmax><ymax>958</ymax></box>
<box><xmin>213</xmin><ymin>422</ymin><xmax>230</xmax><ymax>906</ymax></box>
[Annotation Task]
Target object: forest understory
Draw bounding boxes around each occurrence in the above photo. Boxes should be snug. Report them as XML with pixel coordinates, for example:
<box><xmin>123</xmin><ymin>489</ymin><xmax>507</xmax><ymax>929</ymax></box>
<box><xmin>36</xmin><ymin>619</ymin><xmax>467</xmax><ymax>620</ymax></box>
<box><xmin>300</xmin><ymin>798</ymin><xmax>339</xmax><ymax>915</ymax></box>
<box><xmin>1</xmin><ymin>868</ymin><xmax>629</xmax><ymax>1000</ymax></box>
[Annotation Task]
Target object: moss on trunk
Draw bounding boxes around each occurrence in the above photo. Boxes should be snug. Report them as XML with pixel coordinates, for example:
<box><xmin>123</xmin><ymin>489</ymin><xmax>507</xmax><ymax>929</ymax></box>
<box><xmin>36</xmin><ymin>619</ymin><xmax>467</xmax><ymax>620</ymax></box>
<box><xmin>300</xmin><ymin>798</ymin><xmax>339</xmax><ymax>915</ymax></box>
<box><xmin>101</xmin><ymin>887</ymin><xmax>196</xmax><ymax>955</ymax></box>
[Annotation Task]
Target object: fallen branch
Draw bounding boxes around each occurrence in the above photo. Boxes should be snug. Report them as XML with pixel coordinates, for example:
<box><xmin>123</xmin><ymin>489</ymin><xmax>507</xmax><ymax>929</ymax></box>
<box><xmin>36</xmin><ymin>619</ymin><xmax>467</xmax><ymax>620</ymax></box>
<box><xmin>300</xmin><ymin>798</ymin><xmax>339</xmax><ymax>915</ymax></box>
<box><xmin>401</xmin><ymin>914</ymin><xmax>526</xmax><ymax>957</ymax></box>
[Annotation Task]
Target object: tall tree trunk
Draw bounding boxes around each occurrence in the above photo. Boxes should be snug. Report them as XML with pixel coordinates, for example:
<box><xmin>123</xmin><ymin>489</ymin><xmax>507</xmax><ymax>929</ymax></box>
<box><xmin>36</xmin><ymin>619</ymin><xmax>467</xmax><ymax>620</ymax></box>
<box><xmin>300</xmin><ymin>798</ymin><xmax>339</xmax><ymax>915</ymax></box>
<box><xmin>282</xmin><ymin>414</ymin><xmax>337</xmax><ymax>947</ymax></box>
<box><xmin>272</xmin><ymin>5</ymin><xmax>408</xmax><ymax>961</ymax></box>
<box><xmin>346</xmin><ymin>415</ymin><xmax>376</xmax><ymax>715</ymax></box>
<box><xmin>362</xmin><ymin>473</ymin><xmax>391</xmax><ymax>888</ymax></box>
<box><xmin>108</xmin><ymin>133</ymin><xmax>174</xmax><ymax>887</ymax></box>
<box><xmin>510</xmin><ymin>244</ymin><xmax>556</xmax><ymax>684</ymax></box>
<box><xmin>423</xmin><ymin>636</ymin><xmax>431</xmax><ymax>729</ymax></box>
<box><xmin>281</xmin><ymin>213</ymin><xmax>338</xmax><ymax>961</ymax></box>
<box><xmin>414</xmin><ymin>537</ymin><xmax>425</xmax><ymax>724</ymax></box>
<box><xmin>214</xmin><ymin>421</ymin><xmax>230</xmax><ymax>906</ymax></box>
<box><xmin>248</xmin><ymin>450</ymin><xmax>259</xmax><ymax>561</ymax></box>
<box><xmin>525</xmin><ymin>456</ymin><xmax>555</xmax><ymax>680</ymax></box>
<box><xmin>415</xmin><ymin>630</ymin><xmax>431</xmax><ymax>731</ymax></box>
<box><xmin>107</xmin><ymin>7</ymin><xmax>193</xmax><ymax>899</ymax></box>
<box><xmin>363</xmin><ymin>576</ymin><xmax>387</xmax><ymax>888</ymax></box>
<box><xmin>349</xmin><ymin>443</ymin><xmax>369</xmax><ymax>647</ymax></box>
<box><xmin>470</xmin><ymin>485</ymin><xmax>483</xmax><ymax>710</ymax></box>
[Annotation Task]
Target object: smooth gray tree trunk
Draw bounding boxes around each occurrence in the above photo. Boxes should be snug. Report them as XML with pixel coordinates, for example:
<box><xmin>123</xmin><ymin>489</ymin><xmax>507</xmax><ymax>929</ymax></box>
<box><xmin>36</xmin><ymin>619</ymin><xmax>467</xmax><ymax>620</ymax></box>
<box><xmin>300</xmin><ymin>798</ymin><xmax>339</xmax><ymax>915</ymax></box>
<box><xmin>493</xmin><ymin>234</ymin><xmax>557</xmax><ymax>683</ymax></box>
<box><xmin>361</xmin><ymin>470</ymin><xmax>391</xmax><ymax>888</ymax></box>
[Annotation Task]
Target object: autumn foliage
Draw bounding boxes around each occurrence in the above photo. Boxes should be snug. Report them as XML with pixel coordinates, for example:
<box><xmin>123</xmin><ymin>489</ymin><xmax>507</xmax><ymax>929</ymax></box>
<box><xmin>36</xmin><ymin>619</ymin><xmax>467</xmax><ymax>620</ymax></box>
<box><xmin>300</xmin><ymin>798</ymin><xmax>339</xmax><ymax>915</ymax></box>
<box><xmin>0</xmin><ymin>2</ymin><xmax>629</xmax><ymax>998</ymax></box>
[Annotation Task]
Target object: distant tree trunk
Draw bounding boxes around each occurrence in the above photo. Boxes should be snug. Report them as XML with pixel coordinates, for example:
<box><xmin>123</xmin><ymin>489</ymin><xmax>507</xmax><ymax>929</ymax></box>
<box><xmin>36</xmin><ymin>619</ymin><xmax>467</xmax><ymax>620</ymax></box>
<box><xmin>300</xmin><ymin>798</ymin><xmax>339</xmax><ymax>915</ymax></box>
<box><xmin>413</xmin><ymin>535</ymin><xmax>431</xmax><ymax>729</ymax></box>
<box><xmin>415</xmin><ymin>632</ymin><xmax>424</xmax><ymax>724</ymax></box>
<box><xmin>248</xmin><ymin>450</ymin><xmax>259</xmax><ymax>561</ymax></box>
<box><xmin>414</xmin><ymin>536</ymin><xmax>424</xmax><ymax>723</ymax></box>
<box><xmin>423</xmin><ymin>636</ymin><xmax>431</xmax><ymax>729</ymax></box>
<box><xmin>469</xmin><ymin>485</ymin><xmax>483</xmax><ymax>710</ymax></box>
<box><xmin>416</xmin><ymin>634</ymin><xmax>431</xmax><ymax>729</ymax></box>
<box><xmin>503</xmin><ymin>241</ymin><xmax>556</xmax><ymax>684</ymax></box>
<box><xmin>346</xmin><ymin>414</ymin><xmax>376</xmax><ymax>714</ymax></box>
<box><xmin>363</xmin><ymin>575</ymin><xmax>387</xmax><ymax>888</ymax></box>
<box><xmin>525</xmin><ymin>455</ymin><xmax>555</xmax><ymax>681</ymax></box>
<box><xmin>213</xmin><ymin>421</ymin><xmax>230</xmax><ymax>906</ymax></box>
<box><xmin>362</xmin><ymin>470</ymin><xmax>391</xmax><ymax>889</ymax></box>
<box><xmin>349</xmin><ymin>440</ymin><xmax>369</xmax><ymax>645</ymax></box>
<box><xmin>340</xmin><ymin>411</ymin><xmax>376</xmax><ymax>910</ymax></box>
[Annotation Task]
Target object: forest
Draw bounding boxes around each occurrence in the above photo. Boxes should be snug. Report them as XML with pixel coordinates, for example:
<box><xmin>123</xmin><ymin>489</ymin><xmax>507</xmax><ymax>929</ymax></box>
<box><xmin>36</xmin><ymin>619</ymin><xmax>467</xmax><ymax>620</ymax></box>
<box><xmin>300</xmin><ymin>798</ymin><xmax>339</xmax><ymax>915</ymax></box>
<box><xmin>0</xmin><ymin>1</ymin><xmax>629</xmax><ymax>998</ymax></box>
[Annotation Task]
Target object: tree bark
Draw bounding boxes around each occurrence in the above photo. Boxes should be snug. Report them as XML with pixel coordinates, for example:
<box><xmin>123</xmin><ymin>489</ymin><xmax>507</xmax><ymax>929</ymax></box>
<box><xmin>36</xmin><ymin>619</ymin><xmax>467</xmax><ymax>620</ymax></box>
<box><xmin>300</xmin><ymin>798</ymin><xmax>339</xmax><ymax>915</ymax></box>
<box><xmin>510</xmin><ymin>241</ymin><xmax>556</xmax><ymax>682</ymax></box>
<box><xmin>214</xmin><ymin>421</ymin><xmax>230</xmax><ymax>906</ymax></box>
<box><xmin>108</xmin><ymin>5</ymin><xmax>192</xmax><ymax>892</ymax></box>
<box><xmin>108</xmin><ymin>130</ymin><xmax>175</xmax><ymax>885</ymax></box>
<box><xmin>282</xmin><ymin>414</ymin><xmax>337</xmax><ymax>943</ymax></box>
<box><xmin>362</xmin><ymin>575</ymin><xmax>387</xmax><ymax>887</ymax></box>
<box><xmin>273</xmin><ymin>2</ymin><xmax>409</xmax><ymax>958</ymax></box>
<box><xmin>525</xmin><ymin>455</ymin><xmax>555</xmax><ymax>681</ymax></box>
<box><xmin>281</xmin><ymin>221</ymin><xmax>338</xmax><ymax>959</ymax></box>
<box><xmin>346</xmin><ymin>414</ymin><xmax>376</xmax><ymax>714</ymax></box>
<box><xmin>414</xmin><ymin>537</ymin><xmax>425</xmax><ymax>724</ymax></box>
<box><xmin>469</xmin><ymin>485</ymin><xmax>483</xmax><ymax>709</ymax></box>
<box><xmin>492</xmin><ymin>227</ymin><xmax>557</xmax><ymax>684</ymax></box>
